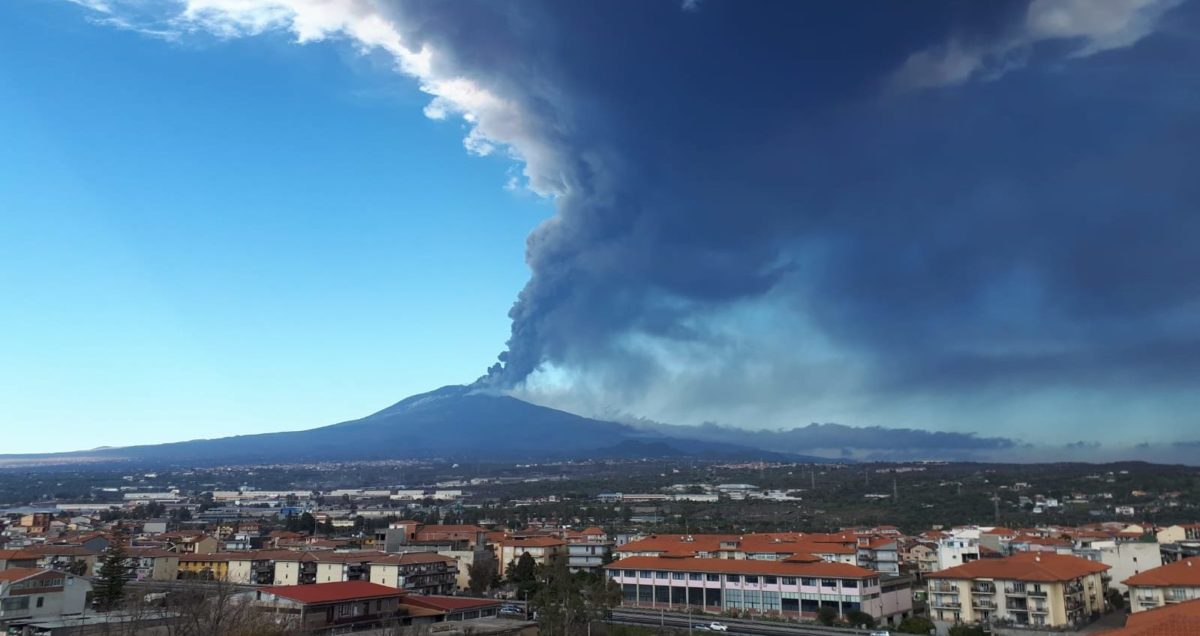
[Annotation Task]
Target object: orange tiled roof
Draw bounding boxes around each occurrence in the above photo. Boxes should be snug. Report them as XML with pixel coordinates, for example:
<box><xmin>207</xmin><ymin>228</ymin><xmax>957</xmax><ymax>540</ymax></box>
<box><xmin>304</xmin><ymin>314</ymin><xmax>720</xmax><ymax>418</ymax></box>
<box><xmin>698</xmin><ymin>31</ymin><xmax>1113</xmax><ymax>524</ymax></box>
<box><xmin>0</xmin><ymin>568</ymin><xmax>48</xmax><ymax>582</ymax></box>
<box><xmin>1125</xmin><ymin>558</ymin><xmax>1200</xmax><ymax>588</ymax></box>
<box><xmin>930</xmin><ymin>552</ymin><xmax>1108</xmax><ymax>582</ymax></box>
<box><xmin>606</xmin><ymin>556</ymin><xmax>876</xmax><ymax>579</ymax></box>
<box><xmin>500</xmin><ymin>537</ymin><xmax>565</xmax><ymax>548</ymax></box>
<box><xmin>1103</xmin><ymin>598</ymin><xmax>1200</xmax><ymax>635</ymax></box>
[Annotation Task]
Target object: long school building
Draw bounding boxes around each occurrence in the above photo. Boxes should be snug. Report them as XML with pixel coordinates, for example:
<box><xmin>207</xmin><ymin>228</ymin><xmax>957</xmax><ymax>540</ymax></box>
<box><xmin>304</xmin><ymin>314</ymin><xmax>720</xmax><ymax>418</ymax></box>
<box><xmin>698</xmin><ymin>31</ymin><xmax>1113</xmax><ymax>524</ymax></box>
<box><xmin>604</xmin><ymin>556</ymin><xmax>911</xmax><ymax>623</ymax></box>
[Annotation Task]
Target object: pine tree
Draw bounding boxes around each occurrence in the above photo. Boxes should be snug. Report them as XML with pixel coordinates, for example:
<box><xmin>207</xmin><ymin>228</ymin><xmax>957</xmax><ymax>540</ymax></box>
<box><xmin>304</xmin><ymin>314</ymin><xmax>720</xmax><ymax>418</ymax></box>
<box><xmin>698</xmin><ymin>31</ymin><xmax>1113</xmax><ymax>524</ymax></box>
<box><xmin>94</xmin><ymin>529</ymin><xmax>130</xmax><ymax>610</ymax></box>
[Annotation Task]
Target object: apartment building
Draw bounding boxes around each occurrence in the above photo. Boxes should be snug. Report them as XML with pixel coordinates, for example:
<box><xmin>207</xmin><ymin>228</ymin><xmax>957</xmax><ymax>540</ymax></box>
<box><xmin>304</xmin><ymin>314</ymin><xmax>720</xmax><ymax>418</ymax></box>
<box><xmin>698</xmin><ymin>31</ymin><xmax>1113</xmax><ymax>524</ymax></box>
<box><xmin>496</xmin><ymin>537</ymin><xmax>566</xmax><ymax>578</ymax></box>
<box><xmin>369</xmin><ymin>553</ymin><xmax>458</xmax><ymax>595</ymax></box>
<box><xmin>604</xmin><ymin>556</ymin><xmax>912</xmax><ymax>624</ymax></box>
<box><xmin>927</xmin><ymin>552</ymin><xmax>1109</xmax><ymax>628</ymax></box>
<box><xmin>566</xmin><ymin>526</ymin><xmax>612</xmax><ymax>573</ymax></box>
<box><xmin>857</xmin><ymin>538</ymin><xmax>899</xmax><ymax>575</ymax></box>
<box><xmin>1123</xmin><ymin>556</ymin><xmax>1200</xmax><ymax>612</ymax></box>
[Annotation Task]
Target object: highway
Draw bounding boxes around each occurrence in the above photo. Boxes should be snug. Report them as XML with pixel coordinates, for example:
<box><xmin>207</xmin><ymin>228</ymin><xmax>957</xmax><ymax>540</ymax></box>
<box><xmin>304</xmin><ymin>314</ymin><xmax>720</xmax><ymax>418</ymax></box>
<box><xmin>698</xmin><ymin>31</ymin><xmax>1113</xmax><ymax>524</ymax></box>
<box><xmin>609</xmin><ymin>609</ymin><xmax>877</xmax><ymax>636</ymax></box>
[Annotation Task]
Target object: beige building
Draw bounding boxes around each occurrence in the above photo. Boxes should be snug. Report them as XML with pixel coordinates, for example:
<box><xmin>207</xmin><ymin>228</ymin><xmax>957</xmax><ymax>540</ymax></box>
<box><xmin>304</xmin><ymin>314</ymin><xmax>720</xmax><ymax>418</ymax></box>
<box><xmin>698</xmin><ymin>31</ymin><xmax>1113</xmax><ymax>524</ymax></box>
<box><xmin>497</xmin><ymin>537</ymin><xmax>566</xmax><ymax>577</ymax></box>
<box><xmin>927</xmin><ymin>552</ymin><xmax>1109</xmax><ymax>629</ymax></box>
<box><xmin>1124</xmin><ymin>556</ymin><xmax>1200</xmax><ymax>612</ymax></box>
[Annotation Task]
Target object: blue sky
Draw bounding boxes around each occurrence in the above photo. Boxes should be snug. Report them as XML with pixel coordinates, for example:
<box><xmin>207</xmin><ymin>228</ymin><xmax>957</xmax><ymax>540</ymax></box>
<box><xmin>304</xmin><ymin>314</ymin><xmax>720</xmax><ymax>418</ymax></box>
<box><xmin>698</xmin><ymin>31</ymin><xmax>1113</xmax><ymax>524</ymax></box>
<box><xmin>2</xmin><ymin>0</ymin><xmax>1198</xmax><ymax>459</ymax></box>
<box><xmin>1</xmin><ymin>1</ymin><xmax>548</xmax><ymax>451</ymax></box>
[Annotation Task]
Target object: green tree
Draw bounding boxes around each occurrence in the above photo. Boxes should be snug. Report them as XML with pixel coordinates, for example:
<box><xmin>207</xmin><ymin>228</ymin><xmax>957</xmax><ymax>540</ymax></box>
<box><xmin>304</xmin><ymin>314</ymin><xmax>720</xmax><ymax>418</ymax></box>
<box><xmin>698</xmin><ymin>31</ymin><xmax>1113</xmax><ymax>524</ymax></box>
<box><xmin>897</xmin><ymin>616</ymin><xmax>935</xmax><ymax>634</ymax></box>
<box><xmin>845</xmin><ymin>610</ymin><xmax>876</xmax><ymax>629</ymax></box>
<box><xmin>94</xmin><ymin>529</ymin><xmax>130</xmax><ymax>610</ymax></box>
<box><xmin>816</xmin><ymin>606</ymin><xmax>838</xmax><ymax>626</ymax></box>
<box><xmin>468</xmin><ymin>551</ymin><xmax>500</xmax><ymax>595</ymax></box>
<box><xmin>948</xmin><ymin>625</ymin><xmax>986</xmax><ymax>636</ymax></box>
<box><xmin>508</xmin><ymin>552</ymin><xmax>539</xmax><ymax>599</ymax></box>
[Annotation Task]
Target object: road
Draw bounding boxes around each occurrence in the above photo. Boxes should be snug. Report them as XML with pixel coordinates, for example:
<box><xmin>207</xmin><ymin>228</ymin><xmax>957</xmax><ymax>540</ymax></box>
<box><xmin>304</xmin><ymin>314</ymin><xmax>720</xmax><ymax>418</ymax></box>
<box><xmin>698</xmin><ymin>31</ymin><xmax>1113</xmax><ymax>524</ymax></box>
<box><xmin>609</xmin><ymin>609</ymin><xmax>876</xmax><ymax>636</ymax></box>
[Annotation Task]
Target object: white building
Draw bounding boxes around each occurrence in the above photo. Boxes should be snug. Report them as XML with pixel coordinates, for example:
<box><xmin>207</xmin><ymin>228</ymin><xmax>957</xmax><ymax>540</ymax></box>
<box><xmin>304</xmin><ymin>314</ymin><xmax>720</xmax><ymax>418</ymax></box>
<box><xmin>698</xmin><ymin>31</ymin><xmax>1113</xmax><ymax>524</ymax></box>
<box><xmin>0</xmin><ymin>569</ymin><xmax>92</xmax><ymax>631</ymax></box>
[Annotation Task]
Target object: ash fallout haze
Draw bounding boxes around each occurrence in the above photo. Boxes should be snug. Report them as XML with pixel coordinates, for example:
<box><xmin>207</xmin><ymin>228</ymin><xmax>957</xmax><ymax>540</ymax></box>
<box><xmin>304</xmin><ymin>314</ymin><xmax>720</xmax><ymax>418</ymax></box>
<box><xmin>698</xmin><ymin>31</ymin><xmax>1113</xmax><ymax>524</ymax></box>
<box><xmin>2</xmin><ymin>0</ymin><xmax>1199</xmax><ymax>461</ymax></box>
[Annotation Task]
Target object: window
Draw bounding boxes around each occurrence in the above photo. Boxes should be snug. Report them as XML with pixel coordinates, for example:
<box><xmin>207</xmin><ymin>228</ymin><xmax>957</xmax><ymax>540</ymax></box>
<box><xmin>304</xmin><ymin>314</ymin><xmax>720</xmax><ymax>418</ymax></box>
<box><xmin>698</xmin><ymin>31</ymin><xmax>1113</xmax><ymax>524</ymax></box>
<box><xmin>821</xmin><ymin>579</ymin><xmax>837</xmax><ymax>587</ymax></box>
<box><xmin>689</xmin><ymin>573</ymin><xmax>703</xmax><ymax>581</ymax></box>
<box><xmin>1</xmin><ymin>597</ymin><xmax>30</xmax><ymax>611</ymax></box>
<box><xmin>764</xmin><ymin>576</ymin><xmax>778</xmax><ymax>584</ymax></box>
<box><xmin>655</xmin><ymin>571</ymin><xmax>668</xmax><ymax>579</ymax></box>
<box><xmin>672</xmin><ymin>572</ymin><xmax>685</xmax><ymax>580</ymax></box>
<box><xmin>802</xmin><ymin>578</ymin><xmax>817</xmax><ymax>586</ymax></box>
<box><xmin>744</xmin><ymin>575</ymin><xmax>759</xmax><ymax>584</ymax></box>
<box><xmin>639</xmin><ymin>570</ymin><xmax>653</xmax><ymax>578</ymax></box>
<box><xmin>843</xmin><ymin>579</ymin><xmax>858</xmax><ymax>588</ymax></box>
<box><xmin>781</xmin><ymin>577</ymin><xmax>797</xmax><ymax>585</ymax></box>
<box><xmin>706</xmin><ymin>573</ymin><xmax>720</xmax><ymax>582</ymax></box>
<box><xmin>727</xmin><ymin>574</ymin><xmax>741</xmax><ymax>583</ymax></box>
<box><xmin>36</xmin><ymin>597</ymin><xmax>44</xmax><ymax>608</ymax></box>
<box><xmin>624</xmin><ymin>570</ymin><xmax>636</xmax><ymax>577</ymax></box>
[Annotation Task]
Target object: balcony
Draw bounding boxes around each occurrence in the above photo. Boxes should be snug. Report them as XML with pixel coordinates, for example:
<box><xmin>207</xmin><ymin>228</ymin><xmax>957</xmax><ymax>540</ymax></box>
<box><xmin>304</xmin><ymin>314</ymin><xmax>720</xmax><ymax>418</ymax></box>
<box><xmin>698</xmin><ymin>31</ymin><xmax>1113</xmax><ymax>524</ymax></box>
<box><xmin>931</xmin><ymin>598</ymin><xmax>962</xmax><ymax>609</ymax></box>
<box><xmin>1005</xmin><ymin>587</ymin><xmax>1028</xmax><ymax>596</ymax></box>
<box><xmin>972</xmin><ymin>583</ymin><xmax>996</xmax><ymax>594</ymax></box>
<box><xmin>973</xmin><ymin>599</ymin><xmax>997</xmax><ymax>609</ymax></box>
<box><xmin>1028</xmin><ymin>590</ymin><xmax>1048</xmax><ymax>598</ymax></box>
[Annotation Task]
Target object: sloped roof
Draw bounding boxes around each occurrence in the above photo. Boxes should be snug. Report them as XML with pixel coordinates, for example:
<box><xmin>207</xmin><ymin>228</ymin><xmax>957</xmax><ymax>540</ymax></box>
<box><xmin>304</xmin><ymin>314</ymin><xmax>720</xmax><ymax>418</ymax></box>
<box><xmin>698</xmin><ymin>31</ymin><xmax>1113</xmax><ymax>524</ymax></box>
<box><xmin>261</xmin><ymin>581</ymin><xmax>403</xmax><ymax>605</ymax></box>
<box><xmin>930</xmin><ymin>551</ymin><xmax>1108</xmax><ymax>582</ymax></box>
<box><xmin>0</xmin><ymin>567</ymin><xmax>49</xmax><ymax>582</ymax></box>
<box><xmin>605</xmin><ymin>556</ymin><xmax>876</xmax><ymax>579</ymax></box>
<box><xmin>403</xmin><ymin>595</ymin><xmax>500</xmax><ymax>612</ymax></box>
<box><xmin>1125</xmin><ymin>558</ymin><xmax>1200</xmax><ymax>588</ymax></box>
<box><xmin>1103</xmin><ymin>598</ymin><xmax>1200</xmax><ymax>635</ymax></box>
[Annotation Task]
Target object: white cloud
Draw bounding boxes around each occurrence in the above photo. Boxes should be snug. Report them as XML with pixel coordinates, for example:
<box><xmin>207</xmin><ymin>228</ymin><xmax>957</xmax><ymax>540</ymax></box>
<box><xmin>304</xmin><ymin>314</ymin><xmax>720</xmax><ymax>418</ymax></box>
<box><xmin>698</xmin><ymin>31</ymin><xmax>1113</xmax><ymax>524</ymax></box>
<box><xmin>892</xmin><ymin>0</ymin><xmax>1183</xmax><ymax>90</ymax></box>
<box><xmin>65</xmin><ymin>0</ymin><xmax>569</xmax><ymax>197</ymax></box>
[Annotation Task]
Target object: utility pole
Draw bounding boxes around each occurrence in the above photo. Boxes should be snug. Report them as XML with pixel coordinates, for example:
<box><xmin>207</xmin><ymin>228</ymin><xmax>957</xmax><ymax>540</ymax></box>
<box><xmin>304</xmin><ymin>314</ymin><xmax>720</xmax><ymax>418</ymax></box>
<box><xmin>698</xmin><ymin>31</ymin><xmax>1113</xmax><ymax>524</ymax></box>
<box><xmin>893</xmin><ymin>478</ymin><xmax>898</xmax><ymax>501</ymax></box>
<box><xmin>994</xmin><ymin>492</ymin><xmax>1001</xmax><ymax>525</ymax></box>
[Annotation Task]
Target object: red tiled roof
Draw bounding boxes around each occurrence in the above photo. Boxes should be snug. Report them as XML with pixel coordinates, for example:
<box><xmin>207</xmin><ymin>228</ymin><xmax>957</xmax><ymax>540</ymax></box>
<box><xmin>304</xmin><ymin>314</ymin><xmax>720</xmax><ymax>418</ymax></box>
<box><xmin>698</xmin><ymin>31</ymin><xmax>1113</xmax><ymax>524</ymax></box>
<box><xmin>0</xmin><ymin>550</ymin><xmax>40</xmax><ymax>561</ymax></box>
<box><xmin>262</xmin><ymin>581</ymin><xmax>404</xmax><ymax>605</ymax></box>
<box><xmin>930</xmin><ymin>552</ymin><xmax>1108</xmax><ymax>582</ymax></box>
<box><xmin>1103</xmin><ymin>598</ymin><xmax>1200</xmax><ymax>635</ymax></box>
<box><xmin>1124</xmin><ymin>558</ymin><xmax>1200</xmax><ymax>588</ymax></box>
<box><xmin>403</xmin><ymin>595</ymin><xmax>500</xmax><ymax>612</ymax></box>
<box><xmin>27</xmin><ymin>545</ymin><xmax>98</xmax><ymax>556</ymax></box>
<box><xmin>500</xmin><ymin>537</ymin><xmax>565</xmax><ymax>548</ymax></box>
<box><xmin>606</xmin><ymin>556</ymin><xmax>876</xmax><ymax>579</ymax></box>
<box><xmin>417</xmin><ymin>525</ymin><xmax>486</xmax><ymax>533</ymax></box>
<box><xmin>0</xmin><ymin>568</ymin><xmax>47</xmax><ymax>582</ymax></box>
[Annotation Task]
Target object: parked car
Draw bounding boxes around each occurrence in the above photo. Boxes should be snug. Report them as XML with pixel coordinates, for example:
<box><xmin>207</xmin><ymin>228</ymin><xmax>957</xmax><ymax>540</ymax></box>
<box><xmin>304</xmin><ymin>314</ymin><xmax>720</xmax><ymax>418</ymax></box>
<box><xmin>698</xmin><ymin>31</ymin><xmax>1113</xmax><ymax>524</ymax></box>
<box><xmin>708</xmin><ymin>623</ymin><xmax>728</xmax><ymax>632</ymax></box>
<box><xmin>870</xmin><ymin>631</ymin><xmax>891</xmax><ymax>636</ymax></box>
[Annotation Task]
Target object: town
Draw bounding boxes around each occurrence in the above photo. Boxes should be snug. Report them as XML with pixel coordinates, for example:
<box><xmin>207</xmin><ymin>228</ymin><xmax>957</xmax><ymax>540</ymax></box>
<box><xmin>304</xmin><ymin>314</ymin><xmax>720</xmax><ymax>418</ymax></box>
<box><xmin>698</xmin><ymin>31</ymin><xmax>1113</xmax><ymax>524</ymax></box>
<box><xmin>1</xmin><ymin>459</ymin><xmax>1198</xmax><ymax>635</ymax></box>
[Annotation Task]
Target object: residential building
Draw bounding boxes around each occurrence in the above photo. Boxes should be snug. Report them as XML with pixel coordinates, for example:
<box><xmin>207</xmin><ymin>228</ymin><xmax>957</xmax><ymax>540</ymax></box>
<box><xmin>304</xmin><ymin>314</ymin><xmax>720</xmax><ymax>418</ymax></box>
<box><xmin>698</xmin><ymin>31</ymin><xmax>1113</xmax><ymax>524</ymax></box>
<box><xmin>124</xmin><ymin>547</ymin><xmax>179</xmax><ymax>581</ymax></box>
<box><xmin>566</xmin><ymin>527</ymin><xmax>612</xmax><ymax>573</ymax></box>
<box><xmin>242</xmin><ymin>581</ymin><xmax>404</xmax><ymax>632</ymax></box>
<box><xmin>926</xmin><ymin>552</ymin><xmax>1109</xmax><ymax>628</ymax></box>
<box><xmin>604</xmin><ymin>555</ymin><xmax>912</xmax><ymax>625</ymax></box>
<box><xmin>1124</xmin><ymin>556</ymin><xmax>1200</xmax><ymax>612</ymax></box>
<box><xmin>0</xmin><ymin>551</ymin><xmax>39</xmax><ymax>572</ymax></box>
<box><xmin>370</xmin><ymin>553</ymin><xmax>458</xmax><ymax>595</ymax></box>
<box><xmin>936</xmin><ymin>536</ymin><xmax>981</xmax><ymax>571</ymax></box>
<box><xmin>0</xmin><ymin>568</ymin><xmax>92</xmax><ymax>632</ymax></box>
<box><xmin>497</xmin><ymin>537</ymin><xmax>566</xmax><ymax>578</ymax></box>
<box><xmin>857</xmin><ymin>538</ymin><xmax>899</xmax><ymax>575</ymax></box>
<box><xmin>1074</xmin><ymin>540</ymin><xmax>1160</xmax><ymax>593</ymax></box>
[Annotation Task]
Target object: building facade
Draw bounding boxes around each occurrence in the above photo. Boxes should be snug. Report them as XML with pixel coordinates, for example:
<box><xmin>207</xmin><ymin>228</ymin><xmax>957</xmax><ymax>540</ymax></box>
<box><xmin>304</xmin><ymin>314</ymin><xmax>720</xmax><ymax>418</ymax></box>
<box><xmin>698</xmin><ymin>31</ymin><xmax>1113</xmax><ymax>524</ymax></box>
<box><xmin>926</xmin><ymin>552</ymin><xmax>1109</xmax><ymax>628</ymax></box>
